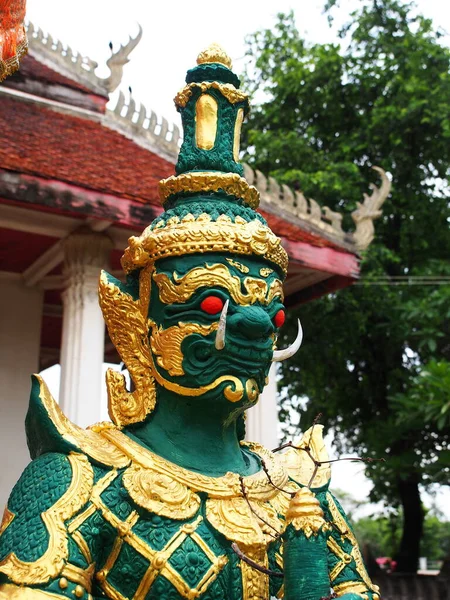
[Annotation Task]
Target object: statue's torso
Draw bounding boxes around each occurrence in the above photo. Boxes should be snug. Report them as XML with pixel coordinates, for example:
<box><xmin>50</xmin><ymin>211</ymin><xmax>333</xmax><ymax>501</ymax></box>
<box><xmin>75</xmin><ymin>429</ymin><xmax>289</xmax><ymax>600</ymax></box>
<box><xmin>75</xmin><ymin>464</ymin><xmax>284</xmax><ymax>600</ymax></box>
<box><xmin>0</xmin><ymin>416</ymin><xmax>377</xmax><ymax>600</ymax></box>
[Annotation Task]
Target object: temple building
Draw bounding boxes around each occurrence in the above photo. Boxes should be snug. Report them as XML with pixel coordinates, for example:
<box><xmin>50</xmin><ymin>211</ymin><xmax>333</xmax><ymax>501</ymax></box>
<box><xmin>0</xmin><ymin>23</ymin><xmax>389</xmax><ymax>508</ymax></box>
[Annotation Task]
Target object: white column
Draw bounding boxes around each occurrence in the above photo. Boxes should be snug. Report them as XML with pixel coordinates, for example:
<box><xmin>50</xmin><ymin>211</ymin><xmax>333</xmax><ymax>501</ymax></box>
<box><xmin>246</xmin><ymin>363</ymin><xmax>279</xmax><ymax>449</ymax></box>
<box><xmin>0</xmin><ymin>273</ymin><xmax>43</xmax><ymax>508</ymax></box>
<box><xmin>59</xmin><ymin>228</ymin><xmax>112</xmax><ymax>428</ymax></box>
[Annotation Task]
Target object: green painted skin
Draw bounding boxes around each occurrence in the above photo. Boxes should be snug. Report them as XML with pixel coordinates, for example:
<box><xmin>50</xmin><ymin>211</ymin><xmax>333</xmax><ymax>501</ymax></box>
<box><xmin>0</xmin><ymin>54</ymin><xmax>378</xmax><ymax>600</ymax></box>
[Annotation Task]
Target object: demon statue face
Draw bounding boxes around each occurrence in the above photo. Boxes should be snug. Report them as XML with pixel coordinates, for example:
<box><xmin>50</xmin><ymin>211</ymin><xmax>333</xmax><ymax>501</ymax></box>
<box><xmin>97</xmin><ymin>44</ymin><xmax>303</xmax><ymax>429</ymax></box>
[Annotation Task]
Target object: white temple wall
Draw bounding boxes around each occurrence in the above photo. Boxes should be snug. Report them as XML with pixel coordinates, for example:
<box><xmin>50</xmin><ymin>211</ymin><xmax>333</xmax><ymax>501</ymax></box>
<box><xmin>246</xmin><ymin>363</ymin><xmax>279</xmax><ymax>450</ymax></box>
<box><xmin>0</xmin><ymin>274</ymin><xmax>43</xmax><ymax>509</ymax></box>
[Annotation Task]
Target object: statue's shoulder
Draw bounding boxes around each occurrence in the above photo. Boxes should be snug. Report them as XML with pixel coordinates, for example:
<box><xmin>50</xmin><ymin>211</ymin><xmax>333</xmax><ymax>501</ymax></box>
<box><xmin>278</xmin><ymin>425</ymin><xmax>331</xmax><ymax>490</ymax></box>
<box><xmin>25</xmin><ymin>374</ymin><xmax>130</xmax><ymax>470</ymax></box>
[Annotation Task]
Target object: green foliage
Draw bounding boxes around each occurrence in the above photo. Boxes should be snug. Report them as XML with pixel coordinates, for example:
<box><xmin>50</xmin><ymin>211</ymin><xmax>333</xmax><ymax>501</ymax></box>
<box><xmin>353</xmin><ymin>511</ymin><xmax>450</xmax><ymax>562</ymax></box>
<box><xmin>393</xmin><ymin>360</ymin><xmax>450</xmax><ymax>432</ymax></box>
<box><xmin>353</xmin><ymin>514</ymin><xmax>401</xmax><ymax>558</ymax></box>
<box><xmin>242</xmin><ymin>0</ymin><xmax>450</xmax><ymax>572</ymax></box>
<box><xmin>421</xmin><ymin>514</ymin><xmax>450</xmax><ymax>561</ymax></box>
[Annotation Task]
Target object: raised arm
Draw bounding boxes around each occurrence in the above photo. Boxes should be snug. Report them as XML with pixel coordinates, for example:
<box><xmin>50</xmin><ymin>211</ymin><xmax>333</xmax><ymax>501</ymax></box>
<box><xmin>279</xmin><ymin>426</ymin><xmax>380</xmax><ymax>600</ymax></box>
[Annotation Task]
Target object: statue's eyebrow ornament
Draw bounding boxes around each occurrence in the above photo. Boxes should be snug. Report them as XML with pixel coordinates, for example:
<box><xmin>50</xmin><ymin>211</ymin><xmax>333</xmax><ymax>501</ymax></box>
<box><xmin>152</xmin><ymin>264</ymin><xmax>283</xmax><ymax>306</ymax></box>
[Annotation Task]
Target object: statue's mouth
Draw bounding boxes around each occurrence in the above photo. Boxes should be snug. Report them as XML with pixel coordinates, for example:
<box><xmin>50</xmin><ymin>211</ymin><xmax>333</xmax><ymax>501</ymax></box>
<box><xmin>185</xmin><ymin>336</ymin><xmax>272</xmax><ymax>389</ymax></box>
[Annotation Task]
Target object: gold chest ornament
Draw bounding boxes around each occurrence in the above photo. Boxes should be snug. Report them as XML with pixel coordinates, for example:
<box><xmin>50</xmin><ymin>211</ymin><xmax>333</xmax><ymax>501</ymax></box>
<box><xmin>99</xmin><ymin>427</ymin><xmax>313</xmax><ymax>600</ymax></box>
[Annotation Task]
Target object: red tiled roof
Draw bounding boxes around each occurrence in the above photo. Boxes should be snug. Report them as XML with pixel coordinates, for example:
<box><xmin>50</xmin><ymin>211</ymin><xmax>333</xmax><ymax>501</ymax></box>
<box><xmin>0</xmin><ymin>96</ymin><xmax>174</xmax><ymax>204</ymax></box>
<box><xmin>11</xmin><ymin>54</ymin><xmax>98</xmax><ymax>95</ymax></box>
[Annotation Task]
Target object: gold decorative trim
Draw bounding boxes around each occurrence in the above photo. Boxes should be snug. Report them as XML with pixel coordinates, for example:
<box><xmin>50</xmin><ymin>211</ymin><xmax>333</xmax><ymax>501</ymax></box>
<box><xmin>195</xmin><ymin>94</ymin><xmax>218</xmax><ymax>150</ymax></box>
<box><xmin>33</xmin><ymin>375</ymin><xmax>129</xmax><ymax>468</ymax></box>
<box><xmin>96</xmin><ymin>514</ymin><xmax>228</xmax><ymax>600</ymax></box>
<box><xmin>327</xmin><ymin>493</ymin><xmax>377</xmax><ymax>592</ymax></box>
<box><xmin>61</xmin><ymin>562</ymin><xmax>94</xmax><ymax>591</ymax></box>
<box><xmin>233</xmin><ymin>107</ymin><xmax>244</xmax><ymax>161</ymax></box>
<box><xmin>0</xmin><ymin>584</ymin><xmax>68</xmax><ymax>599</ymax></box>
<box><xmin>159</xmin><ymin>171</ymin><xmax>259</xmax><ymax>209</ymax></box>
<box><xmin>197</xmin><ymin>43</ymin><xmax>232</xmax><ymax>69</ymax></box>
<box><xmin>0</xmin><ymin>37</ymin><xmax>28</xmax><ymax>82</ymax></box>
<box><xmin>327</xmin><ymin>536</ymin><xmax>354</xmax><ymax>581</ymax></box>
<box><xmin>100</xmin><ymin>430</ymin><xmax>287</xmax><ymax>551</ymax></box>
<box><xmin>71</xmin><ymin>530</ymin><xmax>93</xmax><ymax>565</ymax></box>
<box><xmin>153</xmin><ymin>263</ymin><xmax>283</xmax><ymax>307</ymax></box>
<box><xmin>206</xmin><ymin>496</ymin><xmax>282</xmax><ymax>547</ymax></box>
<box><xmin>67</xmin><ymin>504</ymin><xmax>97</xmax><ymax>535</ymax></box>
<box><xmin>259</xmin><ymin>267</ymin><xmax>274</xmax><ymax>278</ymax></box>
<box><xmin>333</xmin><ymin>581</ymin><xmax>371</xmax><ymax>597</ymax></box>
<box><xmin>0</xmin><ymin>507</ymin><xmax>15</xmax><ymax>537</ymax></box>
<box><xmin>99</xmin><ymin>269</ymin><xmax>157</xmax><ymax>427</ymax></box>
<box><xmin>101</xmin><ymin>429</ymin><xmax>287</xmax><ymax>500</ymax></box>
<box><xmin>269</xmin><ymin>480</ymin><xmax>300</xmax><ymax>516</ymax></box>
<box><xmin>226</xmin><ymin>257</ymin><xmax>250</xmax><ymax>273</ymax></box>
<box><xmin>241</xmin><ymin>546</ymin><xmax>269</xmax><ymax>600</ymax></box>
<box><xmin>280</xmin><ymin>425</ymin><xmax>331</xmax><ymax>489</ymax></box>
<box><xmin>149</xmin><ymin>320</ymin><xmax>218</xmax><ymax>376</ymax></box>
<box><xmin>121</xmin><ymin>214</ymin><xmax>288</xmax><ymax>276</ymax></box>
<box><xmin>286</xmin><ymin>488</ymin><xmax>331</xmax><ymax>538</ymax></box>
<box><xmin>123</xmin><ymin>463</ymin><xmax>201</xmax><ymax>520</ymax></box>
<box><xmin>0</xmin><ymin>453</ymin><xmax>93</xmax><ymax>585</ymax></box>
<box><xmin>175</xmin><ymin>81</ymin><xmax>248</xmax><ymax>108</ymax></box>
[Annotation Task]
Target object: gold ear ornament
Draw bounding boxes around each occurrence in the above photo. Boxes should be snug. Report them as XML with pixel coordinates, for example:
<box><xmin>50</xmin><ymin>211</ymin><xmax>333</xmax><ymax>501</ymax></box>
<box><xmin>98</xmin><ymin>269</ymin><xmax>156</xmax><ymax>428</ymax></box>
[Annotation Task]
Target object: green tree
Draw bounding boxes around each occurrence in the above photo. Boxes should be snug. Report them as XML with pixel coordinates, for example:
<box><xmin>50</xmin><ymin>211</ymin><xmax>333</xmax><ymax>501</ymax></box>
<box><xmin>243</xmin><ymin>0</ymin><xmax>450</xmax><ymax>572</ymax></box>
<box><xmin>353</xmin><ymin>513</ymin><xmax>401</xmax><ymax>559</ymax></box>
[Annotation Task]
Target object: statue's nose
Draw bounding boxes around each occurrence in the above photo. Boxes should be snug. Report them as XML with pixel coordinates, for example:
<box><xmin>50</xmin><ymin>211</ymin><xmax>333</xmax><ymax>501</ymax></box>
<box><xmin>227</xmin><ymin>306</ymin><xmax>274</xmax><ymax>341</ymax></box>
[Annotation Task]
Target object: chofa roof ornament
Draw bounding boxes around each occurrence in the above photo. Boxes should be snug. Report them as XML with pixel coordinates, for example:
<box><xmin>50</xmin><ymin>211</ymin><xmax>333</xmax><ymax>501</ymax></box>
<box><xmin>25</xmin><ymin>21</ymin><xmax>142</xmax><ymax>95</ymax></box>
<box><xmin>351</xmin><ymin>166</ymin><xmax>392</xmax><ymax>251</ymax></box>
<box><xmin>102</xmin><ymin>24</ymin><xmax>143</xmax><ymax>93</ymax></box>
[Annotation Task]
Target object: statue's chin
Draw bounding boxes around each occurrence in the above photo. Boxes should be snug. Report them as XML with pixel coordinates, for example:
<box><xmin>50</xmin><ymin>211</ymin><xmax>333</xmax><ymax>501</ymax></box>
<box><xmin>153</xmin><ymin>364</ymin><xmax>261</xmax><ymax>407</ymax></box>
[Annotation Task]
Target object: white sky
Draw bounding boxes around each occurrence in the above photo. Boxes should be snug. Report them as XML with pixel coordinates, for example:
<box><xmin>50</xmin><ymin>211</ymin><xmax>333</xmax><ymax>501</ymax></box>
<box><xmin>31</xmin><ymin>0</ymin><xmax>450</xmax><ymax>521</ymax></box>
<box><xmin>27</xmin><ymin>0</ymin><xmax>450</xmax><ymax>127</ymax></box>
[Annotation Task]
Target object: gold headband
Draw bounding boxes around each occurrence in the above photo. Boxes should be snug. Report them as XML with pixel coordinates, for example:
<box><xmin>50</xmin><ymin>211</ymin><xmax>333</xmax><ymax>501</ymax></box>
<box><xmin>121</xmin><ymin>213</ymin><xmax>288</xmax><ymax>276</ymax></box>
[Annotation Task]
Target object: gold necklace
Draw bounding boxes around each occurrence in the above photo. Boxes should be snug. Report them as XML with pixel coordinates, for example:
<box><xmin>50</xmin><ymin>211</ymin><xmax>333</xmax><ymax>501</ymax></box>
<box><xmin>100</xmin><ymin>428</ymin><xmax>296</xmax><ymax>547</ymax></box>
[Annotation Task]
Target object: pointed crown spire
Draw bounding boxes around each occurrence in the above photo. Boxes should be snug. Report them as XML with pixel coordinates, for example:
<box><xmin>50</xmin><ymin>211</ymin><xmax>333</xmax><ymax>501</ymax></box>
<box><xmin>196</xmin><ymin>43</ymin><xmax>232</xmax><ymax>69</ymax></box>
<box><xmin>120</xmin><ymin>46</ymin><xmax>288</xmax><ymax>278</ymax></box>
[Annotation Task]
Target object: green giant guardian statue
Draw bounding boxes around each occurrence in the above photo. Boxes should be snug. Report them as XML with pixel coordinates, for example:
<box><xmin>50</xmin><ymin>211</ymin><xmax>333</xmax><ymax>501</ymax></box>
<box><xmin>0</xmin><ymin>44</ymin><xmax>380</xmax><ymax>600</ymax></box>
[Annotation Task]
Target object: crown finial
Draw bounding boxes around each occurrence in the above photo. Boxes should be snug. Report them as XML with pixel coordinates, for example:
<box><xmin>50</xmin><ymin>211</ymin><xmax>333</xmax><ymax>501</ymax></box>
<box><xmin>197</xmin><ymin>43</ymin><xmax>232</xmax><ymax>69</ymax></box>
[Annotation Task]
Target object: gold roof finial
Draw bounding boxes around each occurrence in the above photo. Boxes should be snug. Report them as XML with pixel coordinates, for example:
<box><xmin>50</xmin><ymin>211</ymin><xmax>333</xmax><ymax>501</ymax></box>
<box><xmin>197</xmin><ymin>43</ymin><xmax>232</xmax><ymax>70</ymax></box>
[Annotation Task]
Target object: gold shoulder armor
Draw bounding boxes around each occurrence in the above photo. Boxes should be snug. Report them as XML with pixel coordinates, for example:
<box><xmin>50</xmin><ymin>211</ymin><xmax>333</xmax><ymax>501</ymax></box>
<box><xmin>0</xmin><ymin>583</ymin><xmax>69</xmax><ymax>599</ymax></box>
<box><xmin>280</xmin><ymin>425</ymin><xmax>331</xmax><ymax>489</ymax></box>
<box><xmin>27</xmin><ymin>375</ymin><xmax>130</xmax><ymax>469</ymax></box>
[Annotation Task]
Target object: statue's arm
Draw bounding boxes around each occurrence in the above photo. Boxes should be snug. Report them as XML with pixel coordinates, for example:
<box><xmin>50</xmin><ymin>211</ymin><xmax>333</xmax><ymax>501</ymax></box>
<box><xmin>0</xmin><ymin>451</ymin><xmax>98</xmax><ymax>599</ymax></box>
<box><xmin>321</xmin><ymin>491</ymin><xmax>380</xmax><ymax>600</ymax></box>
<box><xmin>282</xmin><ymin>488</ymin><xmax>381</xmax><ymax>600</ymax></box>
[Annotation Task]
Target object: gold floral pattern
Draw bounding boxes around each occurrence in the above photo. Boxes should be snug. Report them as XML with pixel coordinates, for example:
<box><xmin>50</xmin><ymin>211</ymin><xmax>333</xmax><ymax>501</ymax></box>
<box><xmin>153</xmin><ymin>263</ymin><xmax>284</xmax><ymax>306</ymax></box>
<box><xmin>123</xmin><ymin>464</ymin><xmax>201</xmax><ymax>519</ymax></box>
<box><xmin>159</xmin><ymin>172</ymin><xmax>259</xmax><ymax>208</ymax></box>
<box><xmin>121</xmin><ymin>214</ymin><xmax>288</xmax><ymax>276</ymax></box>
<box><xmin>174</xmin><ymin>82</ymin><xmax>248</xmax><ymax>108</ymax></box>
<box><xmin>149</xmin><ymin>320</ymin><xmax>218</xmax><ymax>376</ymax></box>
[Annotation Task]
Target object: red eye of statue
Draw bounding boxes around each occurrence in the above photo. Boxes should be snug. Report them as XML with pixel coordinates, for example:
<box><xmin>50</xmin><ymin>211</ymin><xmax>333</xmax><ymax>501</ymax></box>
<box><xmin>200</xmin><ymin>296</ymin><xmax>224</xmax><ymax>315</ymax></box>
<box><xmin>274</xmin><ymin>309</ymin><xmax>286</xmax><ymax>328</ymax></box>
